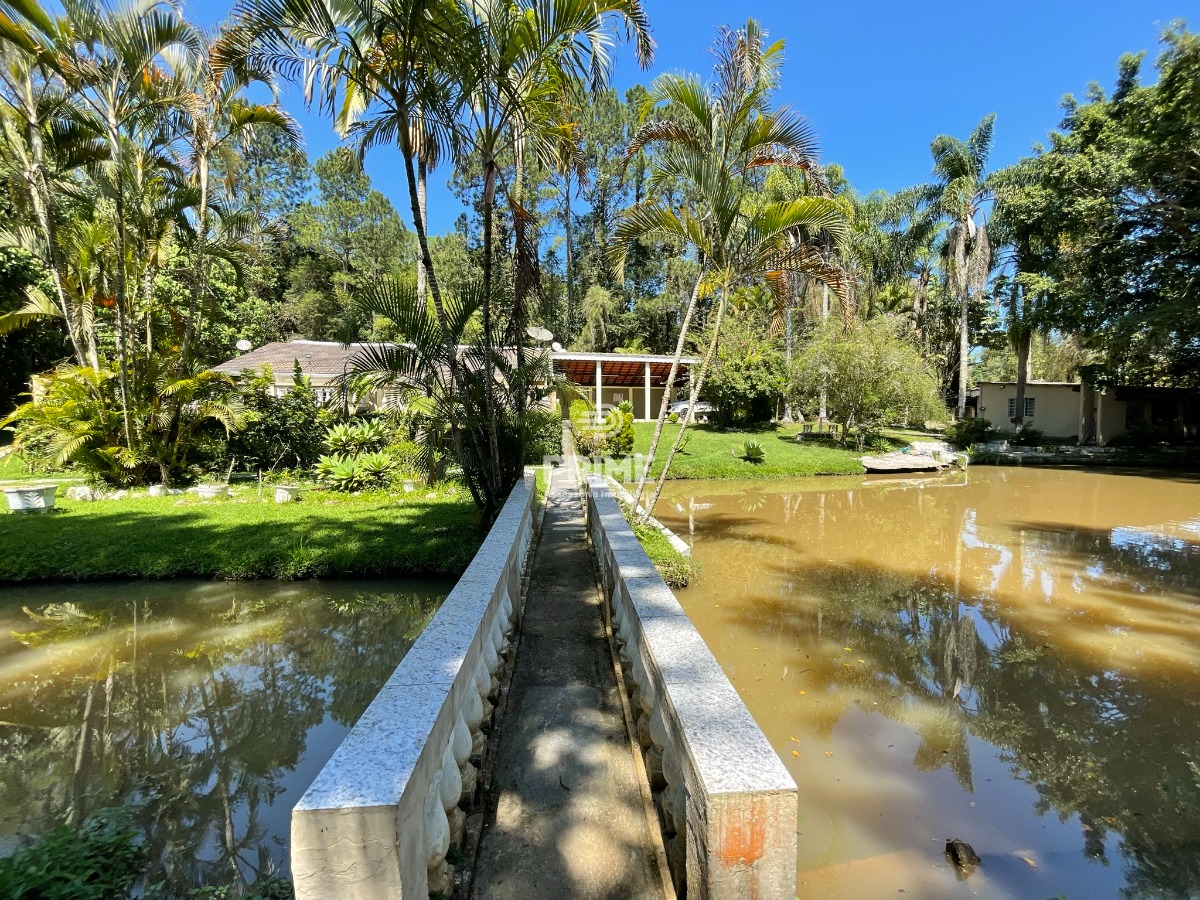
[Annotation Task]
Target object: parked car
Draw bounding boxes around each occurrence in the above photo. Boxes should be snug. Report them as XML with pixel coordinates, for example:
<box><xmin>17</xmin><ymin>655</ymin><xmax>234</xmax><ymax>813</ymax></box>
<box><xmin>667</xmin><ymin>400</ymin><xmax>715</xmax><ymax>422</ymax></box>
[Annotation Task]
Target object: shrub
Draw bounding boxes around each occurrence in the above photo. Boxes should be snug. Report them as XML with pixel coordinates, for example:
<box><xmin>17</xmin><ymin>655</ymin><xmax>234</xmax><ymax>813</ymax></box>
<box><xmin>945</xmin><ymin>417</ymin><xmax>994</xmax><ymax>448</ymax></box>
<box><xmin>523</xmin><ymin>407</ymin><xmax>563</xmax><ymax>463</ymax></box>
<box><xmin>0</xmin><ymin>808</ymin><xmax>144</xmax><ymax>900</ymax></box>
<box><xmin>1010</xmin><ymin>424</ymin><xmax>1045</xmax><ymax>447</ymax></box>
<box><xmin>608</xmin><ymin>401</ymin><xmax>635</xmax><ymax>457</ymax></box>
<box><xmin>228</xmin><ymin>366</ymin><xmax>325</xmax><ymax>472</ymax></box>
<box><xmin>667</xmin><ymin>411</ymin><xmax>679</xmax><ymax>424</ymax></box>
<box><xmin>569</xmin><ymin>398</ymin><xmax>609</xmax><ymax>457</ymax></box>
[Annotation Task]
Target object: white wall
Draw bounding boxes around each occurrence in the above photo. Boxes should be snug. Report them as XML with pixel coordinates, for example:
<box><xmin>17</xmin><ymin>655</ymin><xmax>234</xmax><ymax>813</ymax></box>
<box><xmin>978</xmin><ymin>383</ymin><xmax>1081</xmax><ymax>438</ymax></box>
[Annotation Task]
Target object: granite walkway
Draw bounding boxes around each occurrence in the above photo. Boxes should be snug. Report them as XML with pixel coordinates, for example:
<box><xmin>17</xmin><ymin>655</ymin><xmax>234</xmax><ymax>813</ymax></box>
<box><xmin>468</xmin><ymin>459</ymin><xmax>666</xmax><ymax>899</ymax></box>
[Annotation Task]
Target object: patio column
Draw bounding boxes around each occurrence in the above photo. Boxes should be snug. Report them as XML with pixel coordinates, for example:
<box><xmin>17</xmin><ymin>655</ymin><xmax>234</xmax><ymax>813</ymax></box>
<box><xmin>595</xmin><ymin>358</ymin><xmax>603</xmax><ymax>412</ymax></box>
<box><xmin>644</xmin><ymin>362</ymin><xmax>652</xmax><ymax>422</ymax></box>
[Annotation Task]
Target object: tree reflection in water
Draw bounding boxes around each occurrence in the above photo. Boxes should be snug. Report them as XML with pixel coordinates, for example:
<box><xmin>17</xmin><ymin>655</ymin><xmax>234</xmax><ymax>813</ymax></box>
<box><xmin>658</xmin><ymin>469</ymin><xmax>1200</xmax><ymax>899</ymax></box>
<box><xmin>0</xmin><ymin>579</ymin><xmax>443</xmax><ymax>895</ymax></box>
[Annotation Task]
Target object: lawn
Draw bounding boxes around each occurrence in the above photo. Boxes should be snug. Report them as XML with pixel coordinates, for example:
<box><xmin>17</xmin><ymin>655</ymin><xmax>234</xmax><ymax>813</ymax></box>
<box><xmin>0</xmin><ymin>452</ymin><xmax>83</xmax><ymax>485</ymax></box>
<box><xmin>630</xmin><ymin>422</ymin><xmax>874</xmax><ymax>480</ymax></box>
<box><xmin>0</xmin><ymin>482</ymin><xmax>481</xmax><ymax>582</ymax></box>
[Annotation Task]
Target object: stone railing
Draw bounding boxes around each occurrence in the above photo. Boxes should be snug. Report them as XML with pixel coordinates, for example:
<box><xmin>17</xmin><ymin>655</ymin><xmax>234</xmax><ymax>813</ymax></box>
<box><xmin>291</xmin><ymin>474</ymin><xmax>537</xmax><ymax>899</ymax></box>
<box><xmin>584</xmin><ymin>475</ymin><xmax>797</xmax><ymax>899</ymax></box>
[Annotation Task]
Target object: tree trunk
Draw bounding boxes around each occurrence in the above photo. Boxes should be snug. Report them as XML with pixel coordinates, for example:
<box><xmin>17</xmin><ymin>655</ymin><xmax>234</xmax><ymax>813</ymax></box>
<box><xmin>1013</xmin><ymin>329</ymin><xmax>1032</xmax><ymax>428</ymax></box>
<box><xmin>643</xmin><ymin>285</ymin><xmax>728</xmax><ymax>520</ymax></box>
<box><xmin>480</xmin><ymin>158</ymin><xmax>501</xmax><ymax>514</ymax></box>
<box><xmin>398</xmin><ymin>125</ymin><xmax>485</xmax><ymax>512</ymax></box>
<box><xmin>956</xmin><ymin>288</ymin><xmax>970</xmax><ymax>420</ymax></box>
<box><xmin>182</xmin><ymin>150</ymin><xmax>209</xmax><ymax>366</ymax></box>
<box><xmin>819</xmin><ymin>282</ymin><xmax>829</xmax><ymax>421</ymax></box>
<box><xmin>417</xmin><ymin>156</ymin><xmax>428</xmax><ymax>305</ymax></box>
<box><xmin>632</xmin><ymin>272</ymin><xmax>704</xmax><ymax>507</ymax></box>
<box><xmin>22</xmin><ymin>77</ymin><xmax>88</xmax><ymax>366</ymax></box>
<box><xmin>564</xmin><ymin>170</ymin><xmax>573</xmax><ymax>336</ymax></box>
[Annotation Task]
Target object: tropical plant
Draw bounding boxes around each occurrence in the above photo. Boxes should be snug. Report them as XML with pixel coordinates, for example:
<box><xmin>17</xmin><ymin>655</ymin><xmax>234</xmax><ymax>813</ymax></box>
<box><xmin>924</xmin><ymin>114</ymin><xmax>996</xmax><ymax>419</ymax></box>
<box><xmin>2</xmin><ymin>358</ymin><xmax>243</xmax><ymax>485</ymax></box>
<box><xmin>612</xmin><ymin>18</ymin><xmax>847</xmax><ymax>518</ymax></box>
<box><xmin>739</xmin><ymin>439</ymin><xmax>765</xmax><ymax>462</ymax></box>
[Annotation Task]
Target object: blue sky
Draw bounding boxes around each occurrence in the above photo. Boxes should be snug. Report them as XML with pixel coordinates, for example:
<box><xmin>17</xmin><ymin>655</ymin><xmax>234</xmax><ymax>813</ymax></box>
<box><xmin>187</xmin><ymin>0</ymin><xmax>1192</xmax><ymax>235</ymax></box>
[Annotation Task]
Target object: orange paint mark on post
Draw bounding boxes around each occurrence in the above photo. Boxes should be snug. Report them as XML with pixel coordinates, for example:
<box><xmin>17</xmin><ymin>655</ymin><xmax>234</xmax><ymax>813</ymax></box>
<box><xmin>716</xmin><ymin>797</ymin><xmax>767</xmax><ymax>867</ymax></box>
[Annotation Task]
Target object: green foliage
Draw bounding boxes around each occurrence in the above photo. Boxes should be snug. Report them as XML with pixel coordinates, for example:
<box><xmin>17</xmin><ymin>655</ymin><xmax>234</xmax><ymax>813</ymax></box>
<box><xmin>0</xmin><ymin>808</ymin><xmax>144</xmax><ymax>900</ymax></box>
<box><xmin>630</xmin><ymin>519</ymin><xmax>697</xmax><ymax>588</ymax></box>
<box><xmin>739</xmin><ymin>439</ymin><xmax>766</xmax><ymax>462</ymax></box>
<box><xmin>608</xmin><ymin>401</ymin><xmax>635</xmax><ymax>457</ymax></box>
<box><xmin>793</xmin><ymin>318</ymin><xmax>944</xmax><ymax>449</ymax></box>
<box><xmin>946</xmin><ymin>417</ymin><xmax>995</xmax><ymax>448</ymax></box>
<box><xmin>1010</xmin><ymin>425</ymin><xmax>1046</xmax><ymax>447</ymax></box>
<box><xmin>314</xmin><ymin>450</ymin><xmax>397</xmax><ymax>492</ymax></box>
<box><xmin>227</xmin><ymin>366</ymin><xmax>325</xmax><ymax>472</ymax></box>
<box><xmin>702</xmin><ymin>301</ymin><xmax>786</xmax><ymax>426</ymax></box>
<box><xmin>523</xmin><ymin>407</ymin><xmax>562</xmax><ymax>463</ymax></box>
<box><xmin>2</xmin><ymin>360</ymin><xmax>244</xmax><ymax>486</ymax></box>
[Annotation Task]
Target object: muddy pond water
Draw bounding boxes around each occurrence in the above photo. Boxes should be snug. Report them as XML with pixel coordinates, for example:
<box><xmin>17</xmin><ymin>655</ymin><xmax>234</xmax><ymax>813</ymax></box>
<box><xmin>655</xmin><ymin>467</ymin><xmax>1200</xmax><ymax>900</ymax></box>
<box><xmin>0</xmin><ymin>578</ymin><xmax>447</xmax><ymax>894</ymax></box>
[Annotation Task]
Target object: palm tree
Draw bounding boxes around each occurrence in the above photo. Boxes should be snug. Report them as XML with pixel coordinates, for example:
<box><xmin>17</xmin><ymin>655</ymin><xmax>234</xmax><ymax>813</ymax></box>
<box><xmin>0</xmin><ymin>39</ymin><xmax>106</xmax><ymax>365</ymax></box>
<box><xmin>0</xmin><ymin>0</ymin><xmax>203</xmax><ymax>445</ymax></box>
<box><xmin>177</xmin><ymin>27</ymin><xmax>299</xmax><ymax>364</ymax></box>
<box><xmin>926</xmin><ymin>114</ymin><xmax>996</xmax><ymax>420</ymax></box>
<box><xmin>612</xmin><ymin>19</ymin><xmax>846</xmax><ymax>517</ymax></box>
<box><xmin>232</xmin><ymin>0</ymin><xmax>652</xmax><ymax>519</ymax></box>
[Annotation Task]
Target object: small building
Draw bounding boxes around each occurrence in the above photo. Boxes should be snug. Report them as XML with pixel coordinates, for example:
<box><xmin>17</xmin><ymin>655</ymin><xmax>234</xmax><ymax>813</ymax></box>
<box><xmin>977</xmin><ymin>381</ymin><xmax>1084</xmax><ymax>439</ymax></box>
<box><xmin>977</xmin><ymin>380</ymin><xmax>1200</xmax><ymax>445</ymax></box>
<box><xmin>213</xmin><ymin>340</ymin><xmax>697</xmax><ymax>422</ymax></box>
<box><xmin>550</xmin><ymin>351</ymin><xmax>698</xmax><ymax>421</ymax></box>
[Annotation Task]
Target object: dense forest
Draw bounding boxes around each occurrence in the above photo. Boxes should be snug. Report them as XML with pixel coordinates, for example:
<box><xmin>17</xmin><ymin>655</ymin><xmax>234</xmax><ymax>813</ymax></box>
<box><xmin>0</xmin><ymin>0</ymin><xmax>1197</xmax><ymax>511</ymax></box>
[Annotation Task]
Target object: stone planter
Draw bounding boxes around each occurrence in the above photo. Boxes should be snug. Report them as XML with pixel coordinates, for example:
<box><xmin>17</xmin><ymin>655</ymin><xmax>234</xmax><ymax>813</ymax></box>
<box><xmin>274</xmin><ymin>484</ymin><xmax>302</xmax><ymax>503</ymax></box>
<box><xmin>4</xmin><ymin>484</ymin><xmax>58</xmax><ymax>513</ymax></box>
<box><xmin>197</xmin><ymin>483</ymin><xmax>229</xmax><ymax>500</ymax></box>
<box><xmin>147</xmin><ymin>484</ymin><xmax>169</xmax><ymax>498</ymax></box>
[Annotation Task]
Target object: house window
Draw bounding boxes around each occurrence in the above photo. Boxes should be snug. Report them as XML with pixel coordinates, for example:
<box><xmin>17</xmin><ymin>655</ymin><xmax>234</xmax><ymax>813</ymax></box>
<box><xmin>1007</xmin><ymin>397</ymin><xmax>1036</xmax><ymax>419</ymax></box>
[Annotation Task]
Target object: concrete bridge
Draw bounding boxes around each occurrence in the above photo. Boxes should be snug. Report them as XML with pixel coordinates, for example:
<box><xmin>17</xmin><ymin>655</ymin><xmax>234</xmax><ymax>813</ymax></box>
<box><xmin>288</xmin><ymin>439</ymin><xmax>796</xmax><ymax>898</ymax></box>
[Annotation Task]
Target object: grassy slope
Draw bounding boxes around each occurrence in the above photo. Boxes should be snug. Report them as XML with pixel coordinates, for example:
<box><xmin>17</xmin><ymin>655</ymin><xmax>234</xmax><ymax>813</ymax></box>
<box><xmin>0</xmin><ymin>483</ymin><xmax>481</xmax><ymax>582</ymax></box>
<box><xmin>632</xmin><ymin>422</ymin><xmax>869</xmax><ymax>480</ymax></box>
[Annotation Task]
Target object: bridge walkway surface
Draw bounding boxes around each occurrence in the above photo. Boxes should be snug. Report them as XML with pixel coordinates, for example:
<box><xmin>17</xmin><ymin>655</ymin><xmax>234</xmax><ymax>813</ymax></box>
<box><xmin>468</xmin><ymin>454</ymin><xmax>668</xmax><ymax>899</ymax></box>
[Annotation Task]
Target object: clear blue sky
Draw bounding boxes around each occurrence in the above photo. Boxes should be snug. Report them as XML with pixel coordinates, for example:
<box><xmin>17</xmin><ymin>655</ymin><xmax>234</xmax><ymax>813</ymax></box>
<box><xmin>186</xmin><ymin>0</ymin><xmax>1192</xmax><ymax>234</ymax></box>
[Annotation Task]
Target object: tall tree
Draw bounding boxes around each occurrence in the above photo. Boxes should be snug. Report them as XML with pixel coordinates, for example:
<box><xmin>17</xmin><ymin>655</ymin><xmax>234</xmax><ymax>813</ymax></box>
<box><xmin>926</xmin><ymin>114</ymin><xmax>995</xmax><ymax>419</ymax></box>
<box><xmin>613</xmin><ymin>19</ymin><xmax>846</xmax><ymax>516</ymax></box>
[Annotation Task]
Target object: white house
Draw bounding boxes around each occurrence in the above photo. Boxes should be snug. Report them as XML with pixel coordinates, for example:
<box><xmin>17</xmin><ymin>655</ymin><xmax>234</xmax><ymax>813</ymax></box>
<box><xmin>977</xmin><ymin>380</ymin><xmax>1199</xmax><ymax>445</ymax></box>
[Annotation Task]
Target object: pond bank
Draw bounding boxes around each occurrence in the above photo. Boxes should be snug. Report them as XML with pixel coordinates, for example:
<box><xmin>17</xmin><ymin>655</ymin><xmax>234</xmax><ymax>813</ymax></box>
<box><xmin>0</xmin><ymin>483</ymin><xmax>480</xmax><ymax>582</ymax></box>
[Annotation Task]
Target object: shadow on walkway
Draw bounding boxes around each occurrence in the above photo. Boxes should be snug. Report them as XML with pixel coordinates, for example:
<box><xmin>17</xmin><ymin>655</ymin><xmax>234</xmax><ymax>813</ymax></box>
<box><xmin>469</xmin><ymin>463</ymin><xmax>664</xmax><ymax>899</ymax></box>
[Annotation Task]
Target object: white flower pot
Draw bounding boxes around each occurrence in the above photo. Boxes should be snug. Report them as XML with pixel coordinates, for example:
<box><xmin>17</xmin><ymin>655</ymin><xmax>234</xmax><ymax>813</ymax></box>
<box><xmin>274</xmin><ymin>485</ymin><xmax>302</xmax><ymax>503</ymax></box>
<box><xmin>4</xmin><ymin>484</ymin><xmax>58</xmax><ymax>513</ymax></box>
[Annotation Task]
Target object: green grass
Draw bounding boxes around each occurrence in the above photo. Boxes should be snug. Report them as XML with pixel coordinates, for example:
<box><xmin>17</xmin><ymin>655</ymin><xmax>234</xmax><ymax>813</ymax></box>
<box><xmin>0</xmin><ymin>482</ymin><xmax>481</xmax><ymax>582</ymax></box>
<box><xmin>632</xmin><ymin>422</ymin><xmax>872</xmax><ymax>480</ymax></box>
<box><xmin>0</xmin><ymin>452</ymin><xmax>83</xmax><ymax>485</ymax></box>
<box><xmin>629</xmin><ymin>517</ymin><xmax>697</xmax><ymax>588</ymax></box>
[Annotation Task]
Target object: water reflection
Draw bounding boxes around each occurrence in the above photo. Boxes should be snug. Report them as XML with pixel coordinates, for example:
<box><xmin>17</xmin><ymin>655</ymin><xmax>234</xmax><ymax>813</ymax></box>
<box><xmin>656</xmin><ymin>469</ymin><xmax>1200</xmax><ymax>899</ymax></box>
<box><xmin>0</xmin><ymin>579</ymin><xmax>445</xmax><ymax>894</ymax></box>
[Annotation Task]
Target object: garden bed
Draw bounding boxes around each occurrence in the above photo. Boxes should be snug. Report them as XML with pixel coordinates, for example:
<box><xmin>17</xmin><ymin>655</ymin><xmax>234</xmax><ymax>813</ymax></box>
<box><xmin>0</xmin><ymin>482</ymin><xmax>481</xmax><ymax>582</ymax></box>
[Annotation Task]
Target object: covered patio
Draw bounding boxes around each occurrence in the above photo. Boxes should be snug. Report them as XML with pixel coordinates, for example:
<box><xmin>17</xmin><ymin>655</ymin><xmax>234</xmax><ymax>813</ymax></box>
<box><xmin>551</xmin><ymin>351</ymin><xmax>699</xmax><ymax>421</ymax></box>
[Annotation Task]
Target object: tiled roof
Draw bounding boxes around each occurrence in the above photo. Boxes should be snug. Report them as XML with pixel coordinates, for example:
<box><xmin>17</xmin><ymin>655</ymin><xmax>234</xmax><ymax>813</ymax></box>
<box><xmin>214</xmin><ymin>341</ymin><xmax>697</xmax><ymax>386</ymax></box>
<box><xmin>211</xmin><ymin>340</ymin><xmax>388</xmax><ymax>377</ymax></box>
